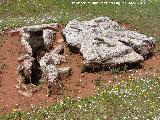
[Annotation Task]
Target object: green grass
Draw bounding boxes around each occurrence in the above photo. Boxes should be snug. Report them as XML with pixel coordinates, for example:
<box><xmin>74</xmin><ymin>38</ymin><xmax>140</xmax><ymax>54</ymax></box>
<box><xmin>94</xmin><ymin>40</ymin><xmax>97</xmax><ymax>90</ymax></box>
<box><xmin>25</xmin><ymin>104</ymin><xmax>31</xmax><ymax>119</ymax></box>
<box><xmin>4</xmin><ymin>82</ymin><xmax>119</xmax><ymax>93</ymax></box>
<box><xmin>1</xmin><ymin>76</ymin><xmax>160</xmax><ymax>119</ymax></box>
<box><xmin>111</xmin><ymin>65</ymin><xmax>128</xmax><ymax>75</ymax></box>
<box><xmin>0</xmin><ymin>62</ymin><xmax>5</xmax><ymax>71</ymax></box>
<box><xmin>0</xmin><ymin>0</ymin><xmax>160</xmax><ymax>42</ymax></box>
<box><xmin>79</xmin><ymin>62</ymin><xmax>87</xmax><ymax>73</ymax></box>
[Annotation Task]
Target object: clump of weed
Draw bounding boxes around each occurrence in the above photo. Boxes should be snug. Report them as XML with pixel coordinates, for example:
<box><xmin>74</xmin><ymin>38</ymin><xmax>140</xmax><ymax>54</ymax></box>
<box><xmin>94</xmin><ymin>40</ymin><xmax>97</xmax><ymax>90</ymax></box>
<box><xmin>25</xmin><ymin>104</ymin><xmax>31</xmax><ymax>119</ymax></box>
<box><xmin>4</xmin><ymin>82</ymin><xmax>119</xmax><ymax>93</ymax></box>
<box><xmin>96</xmin><ymin>38</ymin><xmax>105</xmax><ymax>46</ymax></box>
<box><xmin>122</xmin><ymin>64</ymin><xmax>128</xmax><ymax>73</ymax></box>
<box><xmin>107</xmin><ymin>43</ymin><xmax>115</xmax><ymax>47</ymax></box>
<box><xmin>0</xmin><ymin>62</ymin><xmax>6</xmax><ymax>71</ymax></box>
<box><xmin>79</xmin><ymin>63</ymin><xmax>87</xmax><ymax>73</ymax></box>
<box><xmin>111</xmin><ymin>66</ymin><xmax>121</xmax><ymax>75</ymax></box>
<box><xmin>92</xmin><ymin>78</ymin><xmax>103</xmax><ymax>87</ymax></box>
<box><xmin>111</xmin><ymin>64</ymin><xmax>128</xmax><ymax>75</ymax></box>
<box><xmin>148</xmin><ymin>66</ymin><xmax>153</xmax><ymax>71</ymax></box>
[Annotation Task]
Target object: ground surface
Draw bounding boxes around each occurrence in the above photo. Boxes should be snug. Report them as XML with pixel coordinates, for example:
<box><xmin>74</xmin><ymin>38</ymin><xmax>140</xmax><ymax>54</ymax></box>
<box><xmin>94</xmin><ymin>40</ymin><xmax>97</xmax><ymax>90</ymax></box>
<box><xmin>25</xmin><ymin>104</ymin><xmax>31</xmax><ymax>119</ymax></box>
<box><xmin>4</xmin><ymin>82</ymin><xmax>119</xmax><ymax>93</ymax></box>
<box><xmin>0</xmin><ymin>27</ymin><xmax>160</xmax><ymax>115</ymax></box>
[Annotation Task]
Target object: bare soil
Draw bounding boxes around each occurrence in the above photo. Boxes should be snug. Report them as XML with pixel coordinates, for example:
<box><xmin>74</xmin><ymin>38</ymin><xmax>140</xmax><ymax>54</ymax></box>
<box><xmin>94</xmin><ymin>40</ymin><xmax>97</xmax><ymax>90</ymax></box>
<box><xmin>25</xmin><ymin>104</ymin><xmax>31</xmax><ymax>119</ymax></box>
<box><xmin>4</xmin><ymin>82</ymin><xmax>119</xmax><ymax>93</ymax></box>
<box><xmin>0</xmin><ymin>27</ymin><xmax>160</xmax><ymax>114</ymax></box>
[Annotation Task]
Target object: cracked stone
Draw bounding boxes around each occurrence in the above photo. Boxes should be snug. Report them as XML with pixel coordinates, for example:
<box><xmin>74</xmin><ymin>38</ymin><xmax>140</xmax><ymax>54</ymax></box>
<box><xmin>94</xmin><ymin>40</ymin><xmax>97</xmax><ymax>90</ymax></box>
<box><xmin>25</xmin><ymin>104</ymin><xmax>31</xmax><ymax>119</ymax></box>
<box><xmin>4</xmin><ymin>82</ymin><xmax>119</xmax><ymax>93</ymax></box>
<box><xmin>43</xmin><ymin>29</ymin><xmax>54</xmax><ymax>49</ymax></box>
<box><xmin>39</xmin><ymin>46</ymin><xmax>68</xmax><ymax>83</ymax></box>
<box><xmin>63</xmin><ymin>17</ymin><xmax>155</xmax><ymax>67</ymax></box>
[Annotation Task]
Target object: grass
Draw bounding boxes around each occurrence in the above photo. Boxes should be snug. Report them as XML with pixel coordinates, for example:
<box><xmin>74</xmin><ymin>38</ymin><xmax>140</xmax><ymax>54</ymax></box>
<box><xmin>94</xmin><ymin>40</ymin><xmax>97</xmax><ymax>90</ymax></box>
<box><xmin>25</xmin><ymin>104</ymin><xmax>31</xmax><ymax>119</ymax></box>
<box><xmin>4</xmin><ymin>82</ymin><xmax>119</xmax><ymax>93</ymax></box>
<box><xmin>79</xmin><ymin>62</ymin><xmax>87</xmax><ymax>73</ymax></box>
<box><xmin>0</xmin><ymin>0</ymin><xmax>160</xmax><ymax>43</ymax></box>
<box><xmin>111</xmin><ymin>65</ymin><xmax>128</xmax><ymax>75</ymax></box>
<box><xmin>1</xmin><ymin>76</ymin><xmax>160</xmax><ymax>119</ymax></box>
<box><xmin>92</xmin><ymin>77</ymin><xmax>104</xmax><ymax>87</ymax></box>
<box><xmin>96</xmin><ymin>38</ymin><xmax>105</xmax><ymax>46</ymax></box>
<box><xmin>0</xmin><ymin>62</ymin><xmax>5</xmax><ymax>71</ymax></box>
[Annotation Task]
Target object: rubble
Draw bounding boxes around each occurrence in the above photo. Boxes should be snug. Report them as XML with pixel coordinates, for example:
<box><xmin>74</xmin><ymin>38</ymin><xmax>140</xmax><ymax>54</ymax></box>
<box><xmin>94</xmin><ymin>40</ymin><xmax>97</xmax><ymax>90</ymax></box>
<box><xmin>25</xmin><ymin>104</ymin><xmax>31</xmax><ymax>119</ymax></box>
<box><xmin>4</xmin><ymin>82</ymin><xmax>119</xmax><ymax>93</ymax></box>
<box><xmin>17</xmin><ymin>23</ymin><xmax>71</xmax><ymax>96</ymax></box>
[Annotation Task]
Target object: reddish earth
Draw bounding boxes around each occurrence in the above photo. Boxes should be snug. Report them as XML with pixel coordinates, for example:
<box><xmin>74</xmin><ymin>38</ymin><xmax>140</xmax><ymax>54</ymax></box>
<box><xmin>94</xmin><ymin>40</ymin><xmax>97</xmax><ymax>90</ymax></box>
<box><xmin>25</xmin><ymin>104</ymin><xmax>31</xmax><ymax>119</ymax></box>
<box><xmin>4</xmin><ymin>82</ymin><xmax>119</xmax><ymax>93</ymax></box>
<box><xmin>0</xmin><ymin>27</ymin><xmax>160</xmax><ymax>114</ymax></box>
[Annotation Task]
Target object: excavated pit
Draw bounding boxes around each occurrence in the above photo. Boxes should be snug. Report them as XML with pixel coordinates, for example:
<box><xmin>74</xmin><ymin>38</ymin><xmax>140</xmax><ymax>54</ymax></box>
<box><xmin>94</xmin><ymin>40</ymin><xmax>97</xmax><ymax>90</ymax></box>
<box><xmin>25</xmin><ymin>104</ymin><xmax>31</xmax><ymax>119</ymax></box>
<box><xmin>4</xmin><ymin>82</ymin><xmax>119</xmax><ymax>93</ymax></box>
<box><xmin>17</xmin><ymin>24</ymin><xmax>72</xmax><ymax>97</ymax></box>
<box><xmin>28</xmin><ymin>30</ymin><xmax>48</xmax><ymax>85</ymax></box>
<box><xmin>30</xmin><ymin>59</ymin><xmax>42</xmax><ymax>85</ymax></box>
<box><xmin>29</xmin><ymin>30</ymin><xmax>49</xmax><ymax>58</ymax></box>
<box><xmin>16</xmin><ymin>28</ymin><xmax>54</xmax><ymax>97</ymax></box>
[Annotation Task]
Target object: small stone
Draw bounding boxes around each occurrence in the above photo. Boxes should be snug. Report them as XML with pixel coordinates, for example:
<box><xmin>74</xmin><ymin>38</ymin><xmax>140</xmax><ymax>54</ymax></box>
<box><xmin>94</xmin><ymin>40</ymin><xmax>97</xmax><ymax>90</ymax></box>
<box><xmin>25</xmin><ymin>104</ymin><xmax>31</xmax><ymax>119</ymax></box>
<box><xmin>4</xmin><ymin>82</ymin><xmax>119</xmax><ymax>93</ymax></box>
<box><xmin>81</xmin><ymin>74</ymin><xmax>84</xmax><ymax>77</ymax></box>
<box><xmin>15</xmin><ymin>103</ymin><xmax>18</xmax><ymax>106</ymax></box>
<box><xmin>43</xmin><ymin>29</ymin><xmax>54</xmax><ymax>49</ymax></box>
<box><xmin>58</xmin><ymin>67</ymin><xmax>71</xmax><ymax>79</ymax></box>
<box><xmin>57</xmin><ymin>39</ymin><xmax>64</xmax><ymax>43</ymax></box>
<box><xmin>18</xmin><ymin>90</ymin><xmax>32</xmax><ymax>97</ymax></box>
<box><xmin>52</xmin><ymin>45</ymin><xmax>64</xmax><ymax>54</ymax></box>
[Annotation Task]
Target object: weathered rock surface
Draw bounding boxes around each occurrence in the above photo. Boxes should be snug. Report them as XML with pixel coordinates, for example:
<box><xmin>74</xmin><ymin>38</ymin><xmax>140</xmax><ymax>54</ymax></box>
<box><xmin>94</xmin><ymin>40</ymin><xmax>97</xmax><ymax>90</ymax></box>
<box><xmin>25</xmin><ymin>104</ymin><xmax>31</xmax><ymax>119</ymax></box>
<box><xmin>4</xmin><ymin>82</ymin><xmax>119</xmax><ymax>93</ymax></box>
<box><xmin>45</xmin><ymin>65</ymin><xmax>58</xmax><ymax>83</ymax></box>
<box><xmin>58</xmin><ymin>67</ymin><xmax>71</xmax><ymax>79</ymax></box>
<box><xmin>17</xmin><ymin>23</ymin><xmax>71</xmax><ymax>96</ymax></box>
<box><xmin>43</xmin><ymin>29</ymin><xmax>54</xmax><ymax>49</ymax></box>
<box><xmin>39</xmin><ymin>46</ymin><xmax>70</xmax><ymax>83</ymax></box>
<box><xmin>21</xmin><ymin>32</ymin><xmax>32</xmax><ymax>55</ymax></box>
<box><xmin>63</xmin><ymin>17</ymin><xmax>155</xmax><ymax>67</ymax></box>
<box><xmin>20</xmin><ymin>23</ymin><xmax>58</xmax><ymax>55</ymax></box>
<box><xmin>20</xmin><ymin>23</ymin><xmax>58</xmax><ymax>33</ymax></box>
<box><xmin>40</xmin><ymin>50</ymin><xmax>66</xmax><ymax>70</ymax></box>
<box><xmin>17</xmin><ymin>54</ymin><xmax>34</xmax><ymax>84</ymax></box>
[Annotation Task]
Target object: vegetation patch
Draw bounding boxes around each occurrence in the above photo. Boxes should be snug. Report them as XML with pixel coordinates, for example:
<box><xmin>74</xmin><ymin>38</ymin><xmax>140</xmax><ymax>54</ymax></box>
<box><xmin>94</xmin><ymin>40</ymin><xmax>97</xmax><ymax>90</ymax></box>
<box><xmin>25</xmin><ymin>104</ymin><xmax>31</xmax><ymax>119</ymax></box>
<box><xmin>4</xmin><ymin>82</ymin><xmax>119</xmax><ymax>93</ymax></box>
<box><xmin>1</xmin><ymin>76</ymin><xmax>160</xmax><ymax>119</ymax></box>
<box><xmin>0</xmin><ymin>0</ymin><xmax>160</xmax><ymax>44</ymax></box>
<box><xmin>0</xmin><ymin>62</ymin><xmax>6</xmax><ymax>71</ymax></box>
<box><xmin>111</xmin><ymin>64</ymin><xmax>128</xmax><ymax>75</ymax></box>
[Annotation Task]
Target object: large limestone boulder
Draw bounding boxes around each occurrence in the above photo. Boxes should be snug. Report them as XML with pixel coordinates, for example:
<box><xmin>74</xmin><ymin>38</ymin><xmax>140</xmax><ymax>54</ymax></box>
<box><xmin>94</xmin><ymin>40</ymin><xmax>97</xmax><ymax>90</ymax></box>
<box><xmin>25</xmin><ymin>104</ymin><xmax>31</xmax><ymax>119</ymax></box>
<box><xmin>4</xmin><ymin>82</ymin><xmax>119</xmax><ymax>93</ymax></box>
<box><xmin>63</xmin><ymin>17</ymin><xmax>155</xmax><ymax>67</ymax></box>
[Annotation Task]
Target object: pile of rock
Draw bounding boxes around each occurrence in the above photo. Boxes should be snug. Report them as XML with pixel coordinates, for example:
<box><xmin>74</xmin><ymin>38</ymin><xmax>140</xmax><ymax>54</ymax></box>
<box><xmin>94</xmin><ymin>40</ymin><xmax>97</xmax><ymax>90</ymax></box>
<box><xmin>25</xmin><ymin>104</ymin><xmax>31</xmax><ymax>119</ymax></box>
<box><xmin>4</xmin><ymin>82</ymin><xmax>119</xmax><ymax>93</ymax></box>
<box><xmin>16</xmin><ymin>17</ymin><xmax>155</xmax><ymax>96</ymax></box>
<box><xmin>17</xmin><ymin>24</ymin><xmax>71</xmax><ymax>97</ymax></box>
